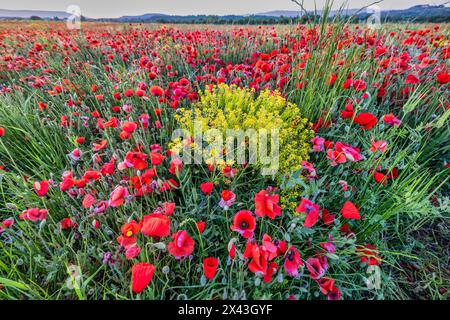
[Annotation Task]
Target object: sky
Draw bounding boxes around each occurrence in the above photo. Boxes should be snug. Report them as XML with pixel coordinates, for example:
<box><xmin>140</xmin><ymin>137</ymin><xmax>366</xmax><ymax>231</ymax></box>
<box><xmin>0</xmin><ymin>0</ymin><xmax>443</xmax><ymax>18</ymax></box>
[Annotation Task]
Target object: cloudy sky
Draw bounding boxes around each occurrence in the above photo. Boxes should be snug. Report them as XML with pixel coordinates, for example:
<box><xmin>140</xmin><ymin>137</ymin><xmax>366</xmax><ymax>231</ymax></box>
<box><xmin>0</xmin><ymin>0</ymin><xmax>442</xmax><ymax>18</ymax></box>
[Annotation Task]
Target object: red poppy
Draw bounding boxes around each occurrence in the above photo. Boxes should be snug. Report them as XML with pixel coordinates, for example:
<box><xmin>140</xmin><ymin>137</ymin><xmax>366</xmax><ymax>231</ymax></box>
<box><xmin>0</xmin><ymin>217</ymin><xmax>14</xmax><ymax>234</ymax></box>
<box><xmin>125</xmin><ymin>244</ymin><xmax>141</xmax><ymax>260</ymax></box>
<box><xmin>321</xmin><ymin>209</ymin><xmax>335</xmax><ymax>226</ymax></box>
<box><xmin>150</xmin><ymin>152</ymin><xmax>165</xmax><ymax>165</ymax></box>
<box><xmin>356</xmin><ymin>244</ymin><xmax>382</xmax><ymax>265</ymax></box>
<box><xmin>284</xmin><ymin>246</ymin><xmax>303</xmax><ymax>277</ymax></box>
<box><xmin>163</xmin><ymin>202</ymin><xmax>175</xmax><ymax>216</ymax></box>
<box><xmin>436</xmin><ymin>72</ymin><xmax>450</xmax><ymax>84</ymax></box>
<box><xmin>317</xmin><ymin>277</ymin><xmax>335</xmax><ymax>295</ymax></box>
<box><xmin>203</xmin><ymin>257</ymin><xmax>219</xmax><ymax>280</ymax></box>
<box><xmin>405</xmin><ymin>74</ymin><xmax>420</xmax><ymax>85</ymax></box>
<box><xmin>254</xmin><ymin>189</ymin><xmax>281</xmax><ymax>219</ymax></box>
<box><xmin>373</xmin><ymin>171</ymin><xmax>388</xmax><ymax>185</ymax></box>
<box><xmin>168</xmin><ymin>158</ymin><xmax>182</xmax><ymax>175</ymax></box>
<box><xmin>382</xmin><ymin>113</ymin><xmax>401</xmax><ymax>126</ymax></box>
<box><xmin>196</xmin><ymin>221</ymin><xmax>206</xmax><ymax>233</ymax></box>
<box><xmin>60</xmin><ymin>217</ymin><xmax>75</xmax><ymax>230</ymax></box>
<box><xmin>335</xmin><ymin>142</ymin><xmax>363</xmax><ymax>162</ymax></box>
<box><xmin>248</xmin><ymin>246</ymin><xmax>269</xmax><ymax>276</ymax></box>
<box><xmin>327</xmin><ymin>150</ymin><xmax>347</xmax><ymax>166</ymax></box>
<box><xmin>167</xmin><ymin>230</ymin><xmax>195</xmax><ymax>259</ymax></box>
<box><xmin>19</xmin><ymin>208</ymin><xmax>48</xmax><ymax>222</ymax></box>
<box><xmin>150</xmin><ymin>85</ymin><xmax>164</xmax><ymax>96</ymax></box>
<box><xmin>327</xmin><ymin>286</ymin><xmax>341</xmax><ymax>300</ymax></box>
<box><xmin>306</xmin><ymin>256</ymin><xmax>328</xmax><ymax>280</ymax></box>
<box><xmin>131</xmin><ymin>262</ymin><xmax>155</xmax><ymax>294</ymax></box>
<box><xmin>340</xmin><ymin>201</ymin><xmax>361</xmax><ymax>220</ymax></box>
<box><xmin>93</xmin><ymin>139</ymin><xmax>108</xmax><ymax>151</ymax></box>
<box><xmin>200</xmin><ymin>182</ymin><xmax>214</xmax><ymax>195</ymax></box>
<box><xmin>341</xmin><ymin>103</ymin><xmax>354</xmax><ymax>119</ymax></box>
<box><xmin>82</xmin><ymin>194</ymin><xmax>95</xmax><ymax>208</ymax></box>
<box><xmin>296</xmin><ymin>198</ymin><xmax>320</xmax><ymax>228</ymax></box>
<box><xmin>109</xmin><ymin>185</ymin><xmax>128</xmax><ymax>207</ymax></box>
<box><xmin>230</xmin><ymin>210</ymin><xmax>256</xmax><ymax>238</ymax></box>
<box><xmin>140</xmin><ymin>213</ymin><xmax>170</xmax><ymax>238</ymax></box>
<box><xmin>0</xmin><ymin>127</ymin><xmax>5</xmax><ymax>137</ymax></box>
<box><xmin>33</xmin><ymin>180</ymin><xmax>49</xmax><ymax>197</ymax></box>
<box><xmin>354</xmin><ymin>112</ymin><xmax>378</xmax><ymax>130</ymax></box>
<box><xmin>117</xmin><ymin>220</ymin><xmax>140</xmax><ymax>247</ymax></box>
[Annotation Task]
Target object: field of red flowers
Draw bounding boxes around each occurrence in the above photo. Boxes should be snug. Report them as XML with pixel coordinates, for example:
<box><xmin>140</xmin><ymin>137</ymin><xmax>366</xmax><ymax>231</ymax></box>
<box><xmin>0</xmin><ymin>20</ymin><xmax>448</xmax><ymax>300</ymax></box>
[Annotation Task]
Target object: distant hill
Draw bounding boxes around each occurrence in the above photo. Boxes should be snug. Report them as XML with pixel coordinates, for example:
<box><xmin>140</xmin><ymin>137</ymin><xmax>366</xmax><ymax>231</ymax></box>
<box><xmin>0</xmin><ymin>9</ymin><xmax>70</xmax><ymax>19</ymax></box>
<box><xmin>255</xmin><ymin>9</ymin><xmax>359</xmax><ymax>17</ymax></box>
<box><xmin>0</xmin><ymin>4</ymin><xmax>449</xmax><ymax>22</ymax></box>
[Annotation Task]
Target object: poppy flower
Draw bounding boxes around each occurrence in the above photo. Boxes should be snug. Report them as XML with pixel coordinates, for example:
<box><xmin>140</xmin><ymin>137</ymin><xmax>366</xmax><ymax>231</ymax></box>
<box><xmin>373</xmin><ymin>171</ymin><xmax>388</xmax><ymax>185</ymax></box>
<box><xmin>317</xmin><ymin>277</ymin><xmax>335</xmax><ymax>295</ymax></box>
<box><xmin>341</xmin><ymin>104</ymin><xmax>354</xmax><ymax>119</ymax></box>
<box><xmin>20</xmin><ymin>208</ymin><xmax>48</xmax><ymax>222</ymax></box>
<box><xmin>109</xmin><ymin>185</ymin><xmax>128</xmax><ymax>207</ymax></box>
<box><xmin>125</xmin><ymin>244</ymin><xmax>141</xmax><ymax>260</ymax></box>
<box><xmin>231</xmin><ymin>210</ymin><xmax>256</xmax><ymax>238</ymax></box>
<box><xmin>167</xmin><ymin>230</ymin><xmax>195</xmax><ymax>259</ymax></box>
<box><xmin>33</xmin><ymin>180</ymin><xmax>49</xmax><ymax>197</ymax></box>
<box><xmin>200</xmin><ymin>182</ymin><xmax>214</xmax><ymax>195</ymax></box>
<box><xmin>327</xmin><ymin>149</ymin><xmax>346</xmax><ymax>166</ymax></box>
<box><xmin>370</xmin><ymin>139</ymin><xmax>388</xmax><ymax>153</ymax></box>
<box><xmin>82</xmin><ymin>194</ymin><xmax>95</xmax><ymax>208</ymax></box>
<box><xmin>168</xmin><ymin>158</ymin><xmax>182</xmax><ymax>175</ymax></box>
<box><xmin>196</xmin><ymin>221</ymin><xmax>206</xmax><ymax>233</ymax></box>
<box><xmin>340</xmin><ymin>201</ymin><xmax>361</xmax><ymax>220</ymax></box>
<box><xmin>93</xmin><ymin>139</ymin><xmax>107</xmax><ymax>151</ymax></box>
<box><xmin>248</xmin><ymin>246</ymin><xmax>269</xmax><ymax>276</ymax></box>
<box><xmin>335</xmin><ymin>142</ymin><xmax>363</xmax><ymax>162</ymax></box>
<box><xmin>219</xmin><ymin>190</ymin><xmax>236</xmax><ymax>208</ymax></box>
<box><xmin>254</xmin><ymin>190</ymin><xmax>281</xmax><ymax>219</ymax></box>
<box><xmin>117</xmin><ymin>220</ymin><xmax>140</xmax><ymax>247</ymax></box>
<box><xmin>228</xmin><ymin>242</ymin><xmax>236</xmax><ymax>260</ymax></box>
<box><xmin>0</xmin><ymin>217</ymin><xmax>14</xmax><ymax>234</ymax></box>
<box><xmin>60</xmin><ymin>217</ymin><xmax>75</xmax><ymax>230</ymax></box>
<box><xmin>150</xmin><ymin>85</ymin><xmax>164</xmax><ymax>96</ymax></box>
<box><xmin>311</xmin><ymin>136</ymin><xmax>325</xmax><ymax>152</ymax></box>
<box><xmin>131</xmin><ymin>262</ymin><xmax>155</xmax><ymax>294</ymax></box>
<box><xmin>284</xmin><ymin>247</ymin><xmax>303</xmax><ymax>277</ymax></box>
<box><xmin>163</xmin><ymin>202</ymin><xmax>175</xmax><ymax>216</ymax></box>
<box><xmin>203</xmin><ymin>257</ymin><xmax>219</xmax><ymax>280</ymax></box>
<box><xmin>296</xmin><ymin>198</ymin><xmax>320</xmax><ymax>228</ymax></box>
<box><xmin>436</xmin><ymin>72</ymin><xmax>450</xmax><ymax>84</ymax></box>
<box><xmin>306</xmin><ymin>256</ymin><xmax>328</xmax><ymax>280</ymax></box>
<box><xmin>382</xmin><ymin>113</ymin><xmax>401</xmax><ymax>126</ymax></box>
<box><xmin>405</xmin><ymin>74</ymin><xmax>420</xmax><ymax>85</ymax></box>
<box><xmin>69</xmin><ymin>148</ymin><xmax>81</xmax><ymax>161</ymax></box>
<box><xmin>321</xmin><ymin>209</ymin><xmax>335</xmax><ymax>225</ymax></box>
<box><xmin>140</xmin><ymin>213</ymin><xmax>170</xmax><ymax>238</ymax></box>
<box><xmin>356</xmin><ymin>244</ymin><xmax>382</xmax><ymax>265</ymax></box>
<box><xmin>352</xmin><ymin>79</ymin><xmax>367</xmax><ymax>91</ymax></box>
<box><xmin>150</xmin><ymin>152</ymin><xmax>165</xmax><ymax>165</ymax></box>
<box><xmin>0</xmin><ymin>127</ymin><xmax>5</xmax><ymax>137</ymax></box>
<box><xmin>121</xmin><ymin>121</ymin><xmax>138</xmax><ymax>134</ymax></box>
<box><xmin>327</xmin><ymin>286</ymin><xmax>342</xmax><ymax>300</ymax></box>
<box><xmin>354</xmin><ymin>112</ymin><xmax>377</xmax><ymax>130</ymax></box>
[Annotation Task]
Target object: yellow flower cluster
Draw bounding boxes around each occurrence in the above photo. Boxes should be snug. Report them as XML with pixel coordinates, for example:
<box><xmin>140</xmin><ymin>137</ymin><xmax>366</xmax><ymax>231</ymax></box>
<box><xmin>174</xmin><ymin>84</ymin><xmax>313</xmax><ymax>176</ymax></box>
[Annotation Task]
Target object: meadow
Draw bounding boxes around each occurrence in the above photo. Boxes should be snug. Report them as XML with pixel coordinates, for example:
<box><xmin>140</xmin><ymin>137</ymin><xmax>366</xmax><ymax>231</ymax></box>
<box><xmin>0</xmin><ymin>19</ymin><xmax>448</xmax><ymax>300</ymax></box>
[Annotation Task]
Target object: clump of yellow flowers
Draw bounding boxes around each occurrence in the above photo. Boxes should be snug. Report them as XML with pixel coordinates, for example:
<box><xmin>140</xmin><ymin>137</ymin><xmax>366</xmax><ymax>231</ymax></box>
<box><xmin>173</xmin><ymin>84</ymin><xmax>313</xmax><ymax>176</ymax></box>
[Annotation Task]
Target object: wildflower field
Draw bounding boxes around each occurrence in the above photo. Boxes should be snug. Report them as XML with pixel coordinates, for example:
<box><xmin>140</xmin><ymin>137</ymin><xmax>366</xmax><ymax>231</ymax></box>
<box><xmin>0</xmin><ymin>19</ymin><xmax>448</xmax><ymax>301</ymax></box>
